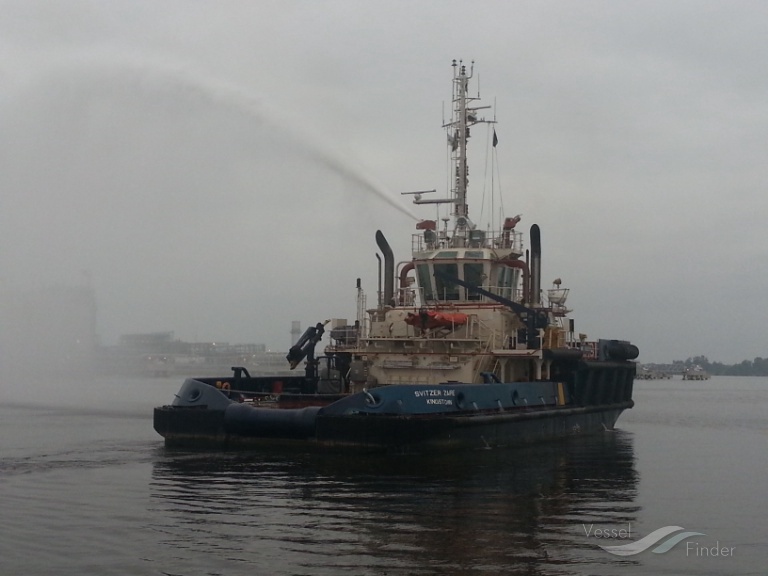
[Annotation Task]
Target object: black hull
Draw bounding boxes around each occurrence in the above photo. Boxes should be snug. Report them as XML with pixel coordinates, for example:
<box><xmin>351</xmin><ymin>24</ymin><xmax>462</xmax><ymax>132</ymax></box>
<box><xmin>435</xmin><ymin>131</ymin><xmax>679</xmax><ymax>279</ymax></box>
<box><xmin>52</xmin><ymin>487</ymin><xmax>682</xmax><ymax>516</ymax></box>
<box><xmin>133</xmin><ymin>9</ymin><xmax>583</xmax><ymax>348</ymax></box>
<box><xmin>154</xmin><ymin>401</ymin><xmax>633</xmax><ymax>453</ymax></box>
<box><xmin>154</xmin><ymin>358</ymin><xmax>636</xmax><ymax>453</ymax></box>
<box><xmin>315</xmin><ymin>402</ymin><xmax>632</xmax><ymax>451</ymax></box>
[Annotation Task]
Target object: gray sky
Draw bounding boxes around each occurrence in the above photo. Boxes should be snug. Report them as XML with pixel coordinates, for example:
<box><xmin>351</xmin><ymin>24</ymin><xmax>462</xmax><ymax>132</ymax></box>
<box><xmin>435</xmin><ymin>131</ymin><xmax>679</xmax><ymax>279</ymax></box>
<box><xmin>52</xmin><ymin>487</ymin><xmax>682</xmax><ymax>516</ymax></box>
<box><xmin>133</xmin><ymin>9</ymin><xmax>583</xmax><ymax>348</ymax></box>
<box><xmin>1</xmin><ymin>0</ymin><xmax>766</xmax><ymax>364</ymax></box>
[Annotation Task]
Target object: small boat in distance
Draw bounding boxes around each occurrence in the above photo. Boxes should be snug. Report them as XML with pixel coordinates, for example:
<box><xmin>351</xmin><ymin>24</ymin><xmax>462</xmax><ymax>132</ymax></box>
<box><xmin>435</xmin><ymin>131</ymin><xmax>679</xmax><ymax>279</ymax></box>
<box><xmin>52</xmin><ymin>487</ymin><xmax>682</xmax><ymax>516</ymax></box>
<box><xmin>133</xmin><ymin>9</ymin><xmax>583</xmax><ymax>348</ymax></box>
<box><xmin>635</xmin><ymin>365</ymin><xmax>672</xmax><ymax>380</ymax></box>
<box><xmin>682</xmin><ymin>365</ymin><xmax>710</xmax><ymax>380</ymax></box>
<box><xmin>154</xmin><ymin>60</ymin><xmax>639</xmax><ymax>452</ymax></box>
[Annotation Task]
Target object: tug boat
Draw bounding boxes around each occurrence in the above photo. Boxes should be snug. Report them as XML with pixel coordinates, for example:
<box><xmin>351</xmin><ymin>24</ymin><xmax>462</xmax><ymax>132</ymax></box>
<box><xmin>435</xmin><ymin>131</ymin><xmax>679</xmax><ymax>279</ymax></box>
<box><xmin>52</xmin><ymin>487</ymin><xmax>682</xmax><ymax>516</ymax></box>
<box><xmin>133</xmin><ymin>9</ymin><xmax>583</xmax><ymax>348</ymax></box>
<box><xmin>154</xmin><ymin>60</ymin><xmax>638</xmax><ymax>452</ymax></box>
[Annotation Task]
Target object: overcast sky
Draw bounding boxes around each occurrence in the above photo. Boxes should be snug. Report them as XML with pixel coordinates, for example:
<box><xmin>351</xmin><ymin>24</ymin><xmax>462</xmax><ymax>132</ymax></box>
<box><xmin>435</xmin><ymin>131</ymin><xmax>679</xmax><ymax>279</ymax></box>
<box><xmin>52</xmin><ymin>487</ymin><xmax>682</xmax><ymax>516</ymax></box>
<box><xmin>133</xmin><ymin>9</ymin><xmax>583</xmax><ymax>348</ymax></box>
<box><xmin>1</xmin><ymin>0</ymin><xmax>766</xmax><ymax>364</ymax></box>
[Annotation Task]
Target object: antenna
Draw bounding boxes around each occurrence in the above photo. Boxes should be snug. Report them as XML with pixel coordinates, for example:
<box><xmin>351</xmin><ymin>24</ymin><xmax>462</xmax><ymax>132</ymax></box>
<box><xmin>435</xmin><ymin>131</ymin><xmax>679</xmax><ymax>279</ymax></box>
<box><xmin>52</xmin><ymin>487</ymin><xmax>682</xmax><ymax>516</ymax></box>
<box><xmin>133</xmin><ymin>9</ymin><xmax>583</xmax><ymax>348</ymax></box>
<box><xmin>401</xmin><ymin>189</ymin><xmax>452</xmax><ymax>204</ymax></box>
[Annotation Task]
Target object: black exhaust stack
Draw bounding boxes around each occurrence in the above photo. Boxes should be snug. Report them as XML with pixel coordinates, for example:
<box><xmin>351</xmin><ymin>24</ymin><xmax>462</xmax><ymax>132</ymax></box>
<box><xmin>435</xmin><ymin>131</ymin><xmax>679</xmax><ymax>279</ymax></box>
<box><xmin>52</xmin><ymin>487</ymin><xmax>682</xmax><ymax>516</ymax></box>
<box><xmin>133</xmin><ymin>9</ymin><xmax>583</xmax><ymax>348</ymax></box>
<box><xmin>530</xmin><ymin>224</ymin><xmax>541</xmax><ymax>306</ymax></box>
<box><xmin>375</xmin><ymin>230</ymin><xmax>395</xmax><ymax>307</ymax></box>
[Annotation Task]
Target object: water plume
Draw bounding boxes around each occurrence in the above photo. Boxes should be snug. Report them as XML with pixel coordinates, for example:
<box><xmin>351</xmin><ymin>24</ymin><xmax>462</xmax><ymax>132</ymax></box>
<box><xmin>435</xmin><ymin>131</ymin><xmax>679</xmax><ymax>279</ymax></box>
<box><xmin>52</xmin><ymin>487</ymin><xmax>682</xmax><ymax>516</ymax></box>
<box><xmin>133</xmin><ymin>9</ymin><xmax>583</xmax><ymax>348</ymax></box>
<box><xmin>6</xmin><ymin>49</ymin><xmax>418</xmax><ymax>221</ymax></box>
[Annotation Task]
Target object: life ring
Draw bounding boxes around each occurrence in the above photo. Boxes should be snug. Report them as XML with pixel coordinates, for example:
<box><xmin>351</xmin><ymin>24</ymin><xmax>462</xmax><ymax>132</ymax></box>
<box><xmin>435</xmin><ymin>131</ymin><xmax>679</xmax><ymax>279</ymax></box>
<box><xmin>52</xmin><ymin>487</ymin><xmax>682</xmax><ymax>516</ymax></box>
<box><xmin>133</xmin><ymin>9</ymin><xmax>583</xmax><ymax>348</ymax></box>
<box><xmin>221</xmin><ymin>382</ymin><xmax>231</xmax><ymax>392</ymax></box>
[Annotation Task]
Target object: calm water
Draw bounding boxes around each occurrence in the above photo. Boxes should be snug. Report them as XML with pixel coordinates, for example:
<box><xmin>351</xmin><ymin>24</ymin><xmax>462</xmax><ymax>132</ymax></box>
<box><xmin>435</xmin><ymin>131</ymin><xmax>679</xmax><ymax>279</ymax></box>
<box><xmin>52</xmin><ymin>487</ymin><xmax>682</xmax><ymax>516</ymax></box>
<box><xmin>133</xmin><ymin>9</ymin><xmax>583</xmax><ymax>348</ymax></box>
<box><xmin>0</xmin><ymin>375</ymin><xmax>765</xmax><ymax>575</ymax></box>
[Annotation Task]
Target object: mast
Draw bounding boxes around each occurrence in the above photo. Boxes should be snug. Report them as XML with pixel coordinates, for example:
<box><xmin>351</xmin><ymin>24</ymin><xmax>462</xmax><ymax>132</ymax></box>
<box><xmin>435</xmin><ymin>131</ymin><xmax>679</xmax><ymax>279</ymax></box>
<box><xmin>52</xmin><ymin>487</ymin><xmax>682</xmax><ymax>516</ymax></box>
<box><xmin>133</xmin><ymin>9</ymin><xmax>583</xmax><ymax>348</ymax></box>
<box><xmin>411</xmin><ymin>60</ymin><xmax>494</xmax><ymax>248</ymax></box>
<box><xmin>446</xmin><ymin>60</ymin><xmax>495</xmax><ymax>246</ymax></box>
<box><xmin>452</xmin><ymin>59</ymin><xmax>470</xmax><ymax>230</ymax></box>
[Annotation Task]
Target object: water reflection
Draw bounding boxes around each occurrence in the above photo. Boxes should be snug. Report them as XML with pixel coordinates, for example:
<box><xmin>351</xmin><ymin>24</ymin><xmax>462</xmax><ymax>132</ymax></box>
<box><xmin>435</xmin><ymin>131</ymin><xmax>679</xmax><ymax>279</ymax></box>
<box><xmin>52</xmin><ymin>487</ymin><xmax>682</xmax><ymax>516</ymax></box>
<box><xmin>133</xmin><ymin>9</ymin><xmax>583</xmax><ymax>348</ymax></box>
<box><xmin>149</xmin><ymin>432</ymin><xmax>639</xmax><ymax>575</ymax></box>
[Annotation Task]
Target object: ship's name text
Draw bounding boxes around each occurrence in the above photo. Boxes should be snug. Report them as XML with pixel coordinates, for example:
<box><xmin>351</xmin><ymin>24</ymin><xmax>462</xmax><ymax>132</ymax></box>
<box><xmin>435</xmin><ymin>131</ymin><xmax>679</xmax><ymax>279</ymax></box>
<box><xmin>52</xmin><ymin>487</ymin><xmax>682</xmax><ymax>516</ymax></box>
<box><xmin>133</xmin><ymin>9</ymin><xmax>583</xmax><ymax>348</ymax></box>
<box><xmin>414</xmin><ymin>389</ymin><xmax>456</xmax><ymax>398</ymax></box>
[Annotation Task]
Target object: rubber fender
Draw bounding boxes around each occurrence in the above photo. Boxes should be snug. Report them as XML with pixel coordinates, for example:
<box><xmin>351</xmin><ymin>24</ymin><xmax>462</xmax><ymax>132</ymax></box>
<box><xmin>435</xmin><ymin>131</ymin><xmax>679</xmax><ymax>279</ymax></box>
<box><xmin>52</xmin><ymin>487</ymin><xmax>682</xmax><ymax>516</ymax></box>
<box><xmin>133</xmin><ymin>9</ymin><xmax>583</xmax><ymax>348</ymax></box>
<box><xmin>224</xmin><ymin>404</ymin><xmax>321</xmax><ymax>439</ymax></box>
<box><xmin>605</xmin><ymin>341</ymin><xmax>640</xmax><ymax>361</ymax></box>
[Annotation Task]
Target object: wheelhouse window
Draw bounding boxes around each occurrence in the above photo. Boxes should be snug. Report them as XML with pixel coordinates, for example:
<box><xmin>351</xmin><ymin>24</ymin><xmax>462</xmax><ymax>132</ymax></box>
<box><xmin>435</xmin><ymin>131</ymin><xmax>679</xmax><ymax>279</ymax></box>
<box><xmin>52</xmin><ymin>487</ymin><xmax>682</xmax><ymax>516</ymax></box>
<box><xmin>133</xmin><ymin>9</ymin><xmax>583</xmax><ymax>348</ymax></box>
<box><xmin>463</xmin><ymin>263</ymin><xmax>484</xmax><ymax>301</ymax></box>
<box><xmin>498</xmin><ymin>266</ymin><xmax>513</xmax><ymax>300</ymax></box>
<box><xmin>416</xmin><ymin>263</ymin><xmax>434</xmax><ymax>302</ymax></box>
<box><xmin>433</xmin><ymin>263</ymin><xmax>460</xmax><ymax>300</ymax></box>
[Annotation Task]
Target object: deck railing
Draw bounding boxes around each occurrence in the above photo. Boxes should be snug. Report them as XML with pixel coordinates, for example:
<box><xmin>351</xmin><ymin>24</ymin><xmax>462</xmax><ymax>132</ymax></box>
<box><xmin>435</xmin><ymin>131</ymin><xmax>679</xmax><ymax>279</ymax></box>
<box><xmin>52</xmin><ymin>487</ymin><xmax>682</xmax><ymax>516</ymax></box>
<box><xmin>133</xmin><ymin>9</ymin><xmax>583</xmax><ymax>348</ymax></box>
<box><xmin>411</xmin><ymin>229</ymin><xmax>524</xmax><ymax>253</ymax></box>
